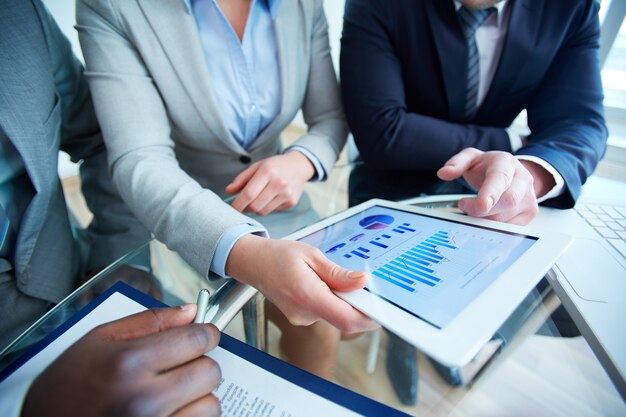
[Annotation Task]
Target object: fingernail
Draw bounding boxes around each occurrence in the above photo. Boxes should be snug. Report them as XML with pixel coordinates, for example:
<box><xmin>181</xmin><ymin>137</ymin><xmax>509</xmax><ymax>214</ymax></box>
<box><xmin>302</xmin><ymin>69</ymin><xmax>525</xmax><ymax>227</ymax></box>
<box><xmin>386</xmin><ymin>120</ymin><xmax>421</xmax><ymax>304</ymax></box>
<box><xmin>180</xmin><ymin>303</ymin><xmax>195</xmax><ymax>312</ymax></box>
<box><xmin>486</xmin><ymin>197</ymin><xmax>494</xmax><ymax>211</ymax></box>
<box><xmin>348</xmin><ymin>271</ymin><xmax>364</xmax><ymax>279</ymax></box>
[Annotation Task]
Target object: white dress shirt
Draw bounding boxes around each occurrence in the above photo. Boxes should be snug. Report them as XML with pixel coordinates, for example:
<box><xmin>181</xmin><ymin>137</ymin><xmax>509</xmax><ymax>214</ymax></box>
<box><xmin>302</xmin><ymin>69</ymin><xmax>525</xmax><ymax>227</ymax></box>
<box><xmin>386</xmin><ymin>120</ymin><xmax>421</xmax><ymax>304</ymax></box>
<box><xmin>453</xmin><ymin>0</ymin><xmax>564</xmax><ymax>202</ymax></box>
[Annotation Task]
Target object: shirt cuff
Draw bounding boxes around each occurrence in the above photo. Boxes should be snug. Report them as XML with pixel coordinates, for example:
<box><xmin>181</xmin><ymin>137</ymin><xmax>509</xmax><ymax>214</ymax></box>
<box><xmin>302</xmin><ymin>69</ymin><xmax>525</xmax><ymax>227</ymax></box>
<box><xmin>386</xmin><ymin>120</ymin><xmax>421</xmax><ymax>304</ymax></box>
<box><xmin>285</xmin><ymin>146</ymin><xmax>326</xmax><ymax>182</ymax></box>
<box><xmin>209</xmin><ymin>223</ymin><xmax>268</xmax><ymax>278</ymax></box>
<box><xmin>506</xmin><ymin>128</ymin><xmax>524</xmax><ymax>152</ymax></box>
<box><xmin>515</xmin><ymin>155</ymin><xmax>565</xmax><ymax>203</ymax></box>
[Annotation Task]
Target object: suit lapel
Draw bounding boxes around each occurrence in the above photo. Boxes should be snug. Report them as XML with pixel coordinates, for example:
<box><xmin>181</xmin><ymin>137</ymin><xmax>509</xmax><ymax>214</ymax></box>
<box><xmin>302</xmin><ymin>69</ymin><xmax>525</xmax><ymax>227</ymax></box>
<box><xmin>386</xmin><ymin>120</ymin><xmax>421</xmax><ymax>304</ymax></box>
<box><xmin>479</xmin><ymin>0</ymin><xmax>543</xmax><ymax>117</ymax></box>
<box><xmin>137</xmin><ymin>0</ymin><xmax>242</xmax><ymax>152</ymax></box>
<box><xmin>424</xmin><ymin>0</ymin><xmax>467</xmax><ymax>122</ymax></box>
<box><xmin>0</xmin><ymin>112</ymin><xmax>48</xmax><ymax>197</ymax></box>
<box><xmin>0</xmin><ymin>2</ymin><xmax>54</xmax><ymax>195</ymax></box>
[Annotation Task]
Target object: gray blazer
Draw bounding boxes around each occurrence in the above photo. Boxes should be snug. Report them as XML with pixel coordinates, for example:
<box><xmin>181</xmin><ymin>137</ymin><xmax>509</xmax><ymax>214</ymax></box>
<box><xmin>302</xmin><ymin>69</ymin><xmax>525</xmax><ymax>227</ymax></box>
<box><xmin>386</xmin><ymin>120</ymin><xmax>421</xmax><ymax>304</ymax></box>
<box><xmin>0</xmin><ymin>0</ymin><xmax>150</xmax><ymax>344</ymax></box>
<box><xmin>76</xmin><ymin>0</ymin><xmax>348</xmax><ymax>276</ymax></box>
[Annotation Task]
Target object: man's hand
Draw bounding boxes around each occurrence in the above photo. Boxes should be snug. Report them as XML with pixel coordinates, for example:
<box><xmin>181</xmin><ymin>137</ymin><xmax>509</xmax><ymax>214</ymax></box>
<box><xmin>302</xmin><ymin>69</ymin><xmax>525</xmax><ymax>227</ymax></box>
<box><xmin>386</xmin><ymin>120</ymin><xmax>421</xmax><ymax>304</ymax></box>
<box><xmin>225</xmin><ymin>235</ymin><xmax>379</xmax><ymax>334</ymax></box>
<box><xmin>22</xmin><ymin>305</ymin><xmax>221</xmax><ymax>417</ymax></box>
<box><xmin>437</xmin><ymin>148</ymin><xmax>554</xmax><ymax>225</ymax></box>
<box><xmin>225</xmin><ymin>151</ymin><xmax>315</xmax><ymax>216</ymax></box>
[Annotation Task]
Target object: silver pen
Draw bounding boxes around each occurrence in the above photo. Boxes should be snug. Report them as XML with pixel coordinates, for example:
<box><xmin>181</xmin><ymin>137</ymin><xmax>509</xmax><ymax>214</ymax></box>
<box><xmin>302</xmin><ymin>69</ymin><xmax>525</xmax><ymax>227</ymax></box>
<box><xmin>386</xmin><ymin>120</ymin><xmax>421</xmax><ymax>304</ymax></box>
<box><xmin>193</xmin><ymin>289</ymin><xmax>210</xmax><ymax>324</ymax></box>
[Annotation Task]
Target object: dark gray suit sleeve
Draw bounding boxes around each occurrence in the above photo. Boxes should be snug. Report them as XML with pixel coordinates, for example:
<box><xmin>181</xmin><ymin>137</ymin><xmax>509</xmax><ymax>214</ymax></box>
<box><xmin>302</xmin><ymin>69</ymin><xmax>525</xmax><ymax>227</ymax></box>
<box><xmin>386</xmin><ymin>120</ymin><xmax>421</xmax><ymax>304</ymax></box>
<box><xmin>34</xmin><ymin>0</ymin><xmax>151</xmax><ymax>271</ymax></box>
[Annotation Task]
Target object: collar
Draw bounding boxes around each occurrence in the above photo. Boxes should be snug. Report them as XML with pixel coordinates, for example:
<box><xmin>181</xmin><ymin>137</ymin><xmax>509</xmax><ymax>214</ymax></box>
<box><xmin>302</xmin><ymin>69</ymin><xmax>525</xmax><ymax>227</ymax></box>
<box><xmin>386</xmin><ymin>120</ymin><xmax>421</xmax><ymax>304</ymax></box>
<box><xmin>184</xmin><ymin>0</ymin><xmax>282</xmax><ymax>20</ymax></box>
<box><xmin>453</xmin><ymin>1</ymin><xmax>508</xmax><ymax>28</ymax></box>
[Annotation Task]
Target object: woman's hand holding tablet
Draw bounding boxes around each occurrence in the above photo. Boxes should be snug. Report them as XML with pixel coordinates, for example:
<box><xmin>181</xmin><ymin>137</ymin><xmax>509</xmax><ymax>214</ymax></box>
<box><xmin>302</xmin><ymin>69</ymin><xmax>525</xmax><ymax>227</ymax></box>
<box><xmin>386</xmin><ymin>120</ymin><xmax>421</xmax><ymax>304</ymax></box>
<box><xmin>284</xmin><ymin>199</ymin><xmax>573</xmax><ymax>367</ymax></box>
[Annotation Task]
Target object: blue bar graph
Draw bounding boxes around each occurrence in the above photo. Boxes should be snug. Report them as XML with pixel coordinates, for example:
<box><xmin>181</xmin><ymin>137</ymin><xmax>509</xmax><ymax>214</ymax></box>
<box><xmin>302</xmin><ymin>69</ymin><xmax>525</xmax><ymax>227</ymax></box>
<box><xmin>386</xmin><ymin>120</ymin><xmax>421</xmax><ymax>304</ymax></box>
<box><xmin>410</xmin><ymin>248</ymin><xmax>443</xmax><ymax>260</ymax></box>
<box><xmin>428</xmin><ymin>236</ymin><xmax>451</xmax><ymax>245</ymax></box>
<box><xmin>416</xmin><ymin>244</ymin><xmax>438</xmax><ymax>253</ymax></box>
<box><xmin>370</xmin><ymin>240</ymin><xmax>388</xmax><ymax>249</ymax></box>
<box><xmin>392</xmin><ymin>258</ymin><xmax>434</xmax><ymax>274</ymax></box>
<box><xmin>363</xmin><ymin>229</ymin><xmax>461</xmax><ymax>292</ymax></box>
<box><xmin>386</xmin><ymin>263</ymin><xmax>441</xmax><ymax>284</ymax></box>
<box><xmin>406</xmin><ymin>251</ymin><xmax>441</xmax><ymax>265</ymax></box>
<box><xmin>379</xmin><ymin>266</ymin><xmax>436</xmax><ymax>288</ymax></box>
<box><xmin>402</xmin><ymin>254</ymin><xmax>431</xmax><ymax>266</ymax></box>
<box><xmin>351</xmin><ymin>250</ymin><xmax>369</xmax><ymax>259</ymax></box>
<box><xmin>356</xmin><ymin>246</ymin><xmax>370</xmax><ymax>253</ymax></box>
<box><xmin>378</xmin><ymin>267</ymin><xmax>416</xmax><ymax>285</ymax></box>
<box><xmin>425</xmin><ymin>238</ymin><xmax>456</xmax><ymax>249</ymax></box>
<box><xmin>372</xmin><ymin>271</ymin><xmax>416</xmax><ymax>292</ymax></box>
<box><xmin>408</xmin><ymin>249</ymin><xmax>442</xmax><ymax>262</ymax></box>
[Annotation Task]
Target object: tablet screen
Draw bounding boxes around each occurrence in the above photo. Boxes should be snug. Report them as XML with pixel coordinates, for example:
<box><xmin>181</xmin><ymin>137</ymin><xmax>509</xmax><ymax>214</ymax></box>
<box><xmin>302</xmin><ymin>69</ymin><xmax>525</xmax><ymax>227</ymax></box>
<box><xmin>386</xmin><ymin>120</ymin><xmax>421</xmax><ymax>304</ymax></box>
<box><xmin>298</xmin><ymin>206</ymin><xmax>537</xmax><ymax>328</ymax></box>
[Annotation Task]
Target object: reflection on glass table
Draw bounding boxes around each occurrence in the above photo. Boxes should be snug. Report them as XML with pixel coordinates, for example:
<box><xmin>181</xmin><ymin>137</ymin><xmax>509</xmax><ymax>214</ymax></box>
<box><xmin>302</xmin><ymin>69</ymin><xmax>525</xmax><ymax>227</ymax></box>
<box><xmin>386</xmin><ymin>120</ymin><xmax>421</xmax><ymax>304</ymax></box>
<box><xmin>0</xmin><ymin>240</ymin><xmax>265</xmax><ymax>374</ymax></box>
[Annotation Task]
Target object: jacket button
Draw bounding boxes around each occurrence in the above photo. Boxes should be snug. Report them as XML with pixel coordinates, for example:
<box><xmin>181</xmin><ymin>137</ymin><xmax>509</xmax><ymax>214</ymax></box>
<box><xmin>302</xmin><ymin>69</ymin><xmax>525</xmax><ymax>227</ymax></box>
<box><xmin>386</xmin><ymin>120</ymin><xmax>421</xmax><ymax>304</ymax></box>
<box><xmin>239</xmin><ymin>155</ymin><xmax>251</xmax><ymax>164</ymax></box>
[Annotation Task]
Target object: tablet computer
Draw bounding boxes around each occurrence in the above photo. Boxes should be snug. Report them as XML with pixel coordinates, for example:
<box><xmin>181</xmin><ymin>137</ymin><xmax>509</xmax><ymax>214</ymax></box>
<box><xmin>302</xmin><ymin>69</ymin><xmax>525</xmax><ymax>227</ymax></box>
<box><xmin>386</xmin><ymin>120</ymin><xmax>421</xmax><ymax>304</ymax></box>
<box><xmin>284</xmin><ymin>199</ymin><xmax>573</xmax><ymax>367</ymax></box>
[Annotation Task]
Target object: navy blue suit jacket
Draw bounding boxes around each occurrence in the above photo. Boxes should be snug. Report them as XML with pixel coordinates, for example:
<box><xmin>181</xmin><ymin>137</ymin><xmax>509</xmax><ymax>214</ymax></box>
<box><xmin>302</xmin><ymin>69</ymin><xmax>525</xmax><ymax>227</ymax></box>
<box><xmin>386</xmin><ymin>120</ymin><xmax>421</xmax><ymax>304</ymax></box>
<box><xmin>341</xmin><ymin>0</ymin><xmax>608</xmax><ymax>208</ymax></box>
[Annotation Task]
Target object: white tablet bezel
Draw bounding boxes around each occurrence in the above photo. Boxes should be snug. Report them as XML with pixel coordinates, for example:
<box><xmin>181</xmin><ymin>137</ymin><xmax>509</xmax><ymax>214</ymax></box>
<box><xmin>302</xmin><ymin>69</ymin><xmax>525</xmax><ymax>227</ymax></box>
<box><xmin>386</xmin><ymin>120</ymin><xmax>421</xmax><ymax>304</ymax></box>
<box><xmin>283</xmin><ymin>199</ymin><xmax>573</xmax><ymax>367</ymax></box>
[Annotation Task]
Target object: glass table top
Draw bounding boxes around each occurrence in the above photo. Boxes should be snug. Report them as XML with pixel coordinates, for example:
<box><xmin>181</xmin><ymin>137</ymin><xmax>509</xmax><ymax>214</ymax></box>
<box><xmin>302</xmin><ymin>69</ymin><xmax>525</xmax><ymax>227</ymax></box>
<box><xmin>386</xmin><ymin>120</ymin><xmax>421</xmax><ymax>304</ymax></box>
<box><xmin>1</xmin><ymin>161</ymin><xmax>624</xmax><ymax>416</ymax></box>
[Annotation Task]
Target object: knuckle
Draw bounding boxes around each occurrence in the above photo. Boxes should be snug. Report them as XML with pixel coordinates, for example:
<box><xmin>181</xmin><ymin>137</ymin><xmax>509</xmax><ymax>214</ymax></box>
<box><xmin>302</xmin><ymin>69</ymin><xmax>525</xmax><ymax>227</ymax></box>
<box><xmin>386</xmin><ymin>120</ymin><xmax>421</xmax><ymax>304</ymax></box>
<box><xmin>498</xmin><ymin>168</ymin><xmax>514</xmax><ymax>182</ymax></box>
<box><xmin>289</xmin><ymin>315</ymin><xmax>315</xmax><ymax>327</ymax></box>
<box><xmin>306</xmin><ymin>244</ymin><xmax>324</xmax><ymax>258</ymax></box>
<box><xmin>260</xmin><ymin>164</ymin><xmax>276</xmax><ymax>178</ymax></box>
<box><xmin>489</xmin><ymin>213</ymin><xmax>509</xmax><ymax>223</ymax></box>
<box><xmin>336</xmin><ymin>316</ymin><xmax>357</xmax><ymax>334</ymax></box>
<box><xmin>185</xmin><ymin>325</ymin><xmax>212</xmax><ymax>351</ymax></box>
<box><xmin>275</xmin><ymin>177</ymin><xmax>288</xmax><ymax>189</ymax></box>
<box><xmin>248</xmin><ymin>202</ymin><xmax>263</xmax><ymax>213</ymax></box>
<box><xmin>113</xmin><ymin>392</ymin><xmax>155</xmax><ymax>417</ymax></box>
<box><xmin>282</xmin><ymin>304</ymin><xmax>314</xmax><ymax>327</ymax></box>
<box><xmin>286</xmin><ymin>195</ymin><xmax>298</xmax><ymax>208</ymax></box>
<box><xmin>500</xmin><ymin>190</ymin><xmax>520</xmax><ymax>208</ymax></box>
<box><xmin>198</xmin><ymin>356</ymin><xmax>221</xmax><ymax>379</ymax></box>
<box><xmin>469</xmin><ymin>147</ymin><xmax>483</xmax><ymax>157</ymax></box>
<box><xmin>336</xmin><ymin>319</ymin><xmax>352</xmax><ymax>334</ymax></box>
<box><xmin>327</xmin><ymin>263</ymin><xmax>343</xmax><ymax>279</ymax></box>
<box><xmin>240</xmin><ymin>189</ymin><xmax>255</xmax><ymax>201</ymax></box>
<box><xmin>110</xmin><ymin>347</ymin><xmax>144</xmax><ymax>376</ymax></box>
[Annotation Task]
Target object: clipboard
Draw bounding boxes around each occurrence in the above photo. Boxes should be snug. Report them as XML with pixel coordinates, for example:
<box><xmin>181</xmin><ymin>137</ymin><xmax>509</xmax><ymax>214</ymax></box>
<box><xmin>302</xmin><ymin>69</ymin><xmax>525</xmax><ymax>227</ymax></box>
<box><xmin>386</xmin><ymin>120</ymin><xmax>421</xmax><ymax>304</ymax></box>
<box><xmin>0</xmin><ymin>282</ymin><xmax>409</xmax><ymax>417</ymax></box>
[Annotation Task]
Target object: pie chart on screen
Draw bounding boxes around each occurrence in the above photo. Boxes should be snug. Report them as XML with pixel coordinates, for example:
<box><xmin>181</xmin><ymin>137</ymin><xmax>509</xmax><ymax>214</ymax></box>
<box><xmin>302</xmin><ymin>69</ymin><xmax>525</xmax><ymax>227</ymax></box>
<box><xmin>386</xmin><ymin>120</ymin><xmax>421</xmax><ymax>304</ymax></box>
<box><xmin>359</xmin><ymin>214</ymin><xmax>394</xmax><ymax>230</ymax></box>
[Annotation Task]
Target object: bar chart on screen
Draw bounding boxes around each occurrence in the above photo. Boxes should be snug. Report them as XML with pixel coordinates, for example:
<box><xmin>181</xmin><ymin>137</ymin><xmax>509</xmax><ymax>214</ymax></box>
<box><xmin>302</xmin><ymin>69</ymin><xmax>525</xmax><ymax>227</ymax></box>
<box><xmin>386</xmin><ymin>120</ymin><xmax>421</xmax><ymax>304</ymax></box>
<box><xmin>372</xmin><ymin>231</ymin><xmax>454</xmax><ymax>292</ymax></box>
<box><xmin>300</xmin><ymin>205</ymin><xmax>536</xmax><ymax>327</ymax></box>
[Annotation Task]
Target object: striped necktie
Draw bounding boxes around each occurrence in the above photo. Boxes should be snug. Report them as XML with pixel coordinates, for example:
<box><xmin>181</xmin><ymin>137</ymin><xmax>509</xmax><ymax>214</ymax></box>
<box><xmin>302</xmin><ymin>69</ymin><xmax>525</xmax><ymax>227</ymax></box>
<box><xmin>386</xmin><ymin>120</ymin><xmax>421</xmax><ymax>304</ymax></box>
<box><xmin>458</xmin><ymin>6</ymin><xmax>496</xmax><ymax>121</ymax></box>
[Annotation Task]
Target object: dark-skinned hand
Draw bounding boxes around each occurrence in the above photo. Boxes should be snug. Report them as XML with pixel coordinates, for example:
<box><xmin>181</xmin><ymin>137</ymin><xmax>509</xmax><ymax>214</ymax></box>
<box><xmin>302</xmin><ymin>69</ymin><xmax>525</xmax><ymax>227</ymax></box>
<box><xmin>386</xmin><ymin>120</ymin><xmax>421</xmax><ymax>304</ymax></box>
<box><xmin>21</xmin><ymin>305</ymin><xmax>222</xmax><ymax>417</ymax></box>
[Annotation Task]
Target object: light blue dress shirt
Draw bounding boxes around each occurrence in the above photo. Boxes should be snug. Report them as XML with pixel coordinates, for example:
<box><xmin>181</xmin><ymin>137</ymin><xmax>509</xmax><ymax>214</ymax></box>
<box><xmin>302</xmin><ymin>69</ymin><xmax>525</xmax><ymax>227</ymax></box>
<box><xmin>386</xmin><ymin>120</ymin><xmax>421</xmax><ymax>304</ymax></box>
<box><xmin>185</xmin><ymin>0</ymin><xmax>323</xmax><ymax>277</ymax></box>
<box><xmin>187</xmin><ymin>0</ymin><xmax>281</xmax><ymax>149</ymax></box>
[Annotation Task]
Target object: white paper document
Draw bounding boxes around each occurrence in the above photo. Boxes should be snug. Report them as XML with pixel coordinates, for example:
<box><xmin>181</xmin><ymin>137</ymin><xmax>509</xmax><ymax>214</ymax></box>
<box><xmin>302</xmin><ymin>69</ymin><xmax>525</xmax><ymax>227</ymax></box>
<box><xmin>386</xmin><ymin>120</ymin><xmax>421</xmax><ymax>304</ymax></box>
<box><xmin>0</xmin><ymin>283</ymin><xmax>407</xmax><ymax>417</ymax></box>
